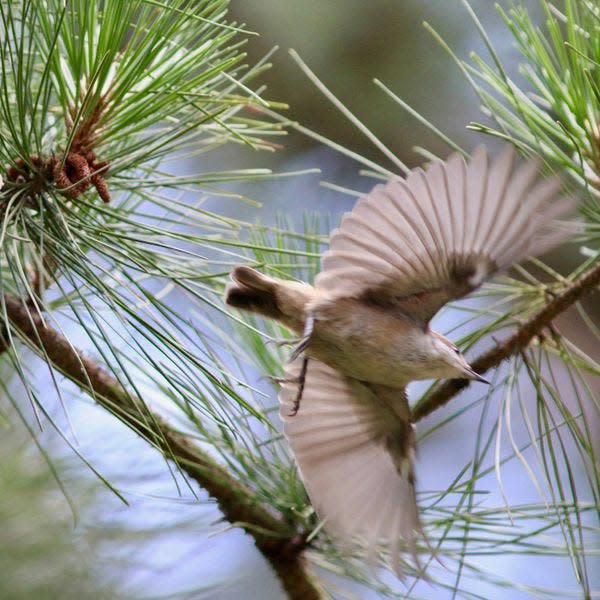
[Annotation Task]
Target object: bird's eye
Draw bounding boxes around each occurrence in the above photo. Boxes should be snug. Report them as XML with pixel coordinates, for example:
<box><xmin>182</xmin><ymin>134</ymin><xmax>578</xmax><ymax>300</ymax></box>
<box><xmin>454</xmin><ymin>347</ymin><xmax>460</xmax><ymax>354</ymax></box>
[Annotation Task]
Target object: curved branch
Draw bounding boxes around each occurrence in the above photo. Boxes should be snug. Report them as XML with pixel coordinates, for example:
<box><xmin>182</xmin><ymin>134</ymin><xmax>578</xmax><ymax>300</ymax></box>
<box><xmin>412</xmin><ymin>260</ymin><xmax>600</xmax><ymax>422</ymax></box>
<box><xmin>1</xmin><ymin>294</ymin><xmax>323</xmax><ymax>600</ymax></box>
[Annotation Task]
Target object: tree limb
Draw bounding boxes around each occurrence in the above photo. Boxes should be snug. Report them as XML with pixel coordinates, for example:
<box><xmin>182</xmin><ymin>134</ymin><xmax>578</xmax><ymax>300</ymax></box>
<box><xmin>412</xmin><ymin>260</ymin><xmax>600</xmax><ymax>422</ymax></box>
<box><xmin>1</xmin><ymin>293</ymin><xmax>323</xmax><ymax>600</ymax></box>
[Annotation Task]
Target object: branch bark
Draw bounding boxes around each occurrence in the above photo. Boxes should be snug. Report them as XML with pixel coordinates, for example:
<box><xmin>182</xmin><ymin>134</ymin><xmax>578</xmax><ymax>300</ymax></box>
<box><xmin>412</xmin><ymin>260</ymin><xmax>600</xmax><ymax>422</ymax></box>
<box><xmin>1</xmin><ymin>293</ymin><xmax>323</xmax><ymax>600</ymax></box>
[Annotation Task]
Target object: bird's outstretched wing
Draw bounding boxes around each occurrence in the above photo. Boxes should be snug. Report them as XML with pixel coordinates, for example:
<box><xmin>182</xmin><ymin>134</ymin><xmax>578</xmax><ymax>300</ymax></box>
<box><xmin>315</xmin><ymin>146</ymin><xmax>577</xmax><ymax>325</ymax></box>
<box><xmin>279</xmin><ymin>357</ymin><xmax>421</xmax><ymax>574</ymax></box>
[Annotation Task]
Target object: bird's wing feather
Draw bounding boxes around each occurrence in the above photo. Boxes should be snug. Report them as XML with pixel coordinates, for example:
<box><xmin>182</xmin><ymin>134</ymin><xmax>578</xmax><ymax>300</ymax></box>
<box><xmin>315</xmin><ymin>146</ymin><xmax>577</xmax><ymax>324</ymax></box>
<box><xmin>279</xmin><ymin>357</ymin><xmax>420</xmax><ymax>574</ymax></box>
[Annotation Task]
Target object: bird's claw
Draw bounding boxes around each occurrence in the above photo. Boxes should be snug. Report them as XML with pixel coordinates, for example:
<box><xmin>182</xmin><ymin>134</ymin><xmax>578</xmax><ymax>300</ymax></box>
<box><xmin>290</xmin><ymin>336</ymin><xmax>311</xmax><ymax>362</ymax></box>
<box><xmin>289</xmin><ymin>357</ymin><xmax>309</xmax><ymax>417</ymax></box>
<box><xmin>265</xmin><ymin>374</ymin><xmax>303</xmax><ymax>385</ymax></box>
<box><xmin>263</xmin><ymin>359</ymin><xmax>308</xmax><ymax>417</ymax></box>
<box><xmin>265</xmin><ymin>313</ymin><xmax>314</xmax><ymax>416</ymax></box>
<box><xmin>289</xmin><ymin>311</ymin><xmax>315</xmax><ymax>362</ymax></box>
<box><xmin>265</xmin><ymin>337</ymin><xmax>302</xmax><ymax>347</ymax></box>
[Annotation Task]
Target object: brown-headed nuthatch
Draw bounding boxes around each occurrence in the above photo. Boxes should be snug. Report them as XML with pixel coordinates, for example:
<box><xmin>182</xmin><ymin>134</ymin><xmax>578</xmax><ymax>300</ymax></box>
<box><xmin>225</xmin><ymin>146</ymin><xmax>577</xmax><ymax>574</ymax></box>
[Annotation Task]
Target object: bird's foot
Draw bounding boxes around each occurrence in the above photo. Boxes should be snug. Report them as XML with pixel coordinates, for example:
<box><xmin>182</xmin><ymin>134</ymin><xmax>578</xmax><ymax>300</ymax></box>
<box><xmin>289</xmin><ymin>357</ymin><xmax>309</xmax><ymax>417</ymax></box>
<box><xmin>264</xmin><ymin>357</ymin><xmax>309</xmax><ymax>417</ymax></box>
<box><xmin>289</xmin><ymin>311</ymin><xmax>315</xmax><ymax>362</ymax></box>
<box><xmin>289</xmin><ymin>337</ymin><xmax>310</xmax><ymax>362</ymax></box>
<box><xmin>265</xmin><ymin>374</ymin><xmax>302</xmax><ymax>385</ymax></box>
<box><xmin>265</xmin><ymin>336</ymin><xmax>302</xmax><ymax>348</ymax></box>
<box><xmin>266</xmin><ymin>312</ymin><xmax>314</xmax><ymax>416</ymax></box>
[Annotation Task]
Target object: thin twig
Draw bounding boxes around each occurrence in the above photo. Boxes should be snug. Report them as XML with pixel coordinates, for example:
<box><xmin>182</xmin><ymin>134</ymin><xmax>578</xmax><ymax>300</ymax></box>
<box><xmin>412</xmin><ymin>261</ymin><xmax>600</xmax><ymax>422</ymax></box>
<box><xmin>1</xmin><ymin>293</ymin><xmax>323</xmax><ymax>600</ymax></box>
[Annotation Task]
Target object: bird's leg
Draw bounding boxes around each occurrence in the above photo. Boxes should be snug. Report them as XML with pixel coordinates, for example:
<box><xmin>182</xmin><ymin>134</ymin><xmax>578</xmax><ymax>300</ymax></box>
<box><xmin>267</xmin><ymin>311</ymin><xmax>314</xmax><ymax>415</ymax></box>
<box><xmin>287</xmin><ymin>311</ymin><xmax>314</xmax><ymax>415</ymax></box>
<box><xmin>289</xmin><ymin>357</ymin><xmax>309</xmax><ymax>417</ymax></box>
<box><xmin>265</xmin><ymin>357</ymin><xmax>309</xmax><ymax>416</ymax></box>
<box><xmin>290</xmin><ymin>310</ymin><xmax>314</xmax><ymax>362</ymax></box>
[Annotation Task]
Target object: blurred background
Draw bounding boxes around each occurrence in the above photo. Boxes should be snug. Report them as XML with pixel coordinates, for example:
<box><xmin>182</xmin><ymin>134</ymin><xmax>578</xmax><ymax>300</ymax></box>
<box><xmin>2</xmin><ymin>1</ymin><xmax>598</xmax><ymax>599</ymax></box>
<box><xmin>231</xmin><ymin>0</ymin><xmax>521</xmax><ymax>162</ymax></box>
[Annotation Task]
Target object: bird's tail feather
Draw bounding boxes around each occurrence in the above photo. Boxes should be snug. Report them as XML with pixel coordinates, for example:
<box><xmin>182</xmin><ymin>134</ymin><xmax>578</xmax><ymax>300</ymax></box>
<box><xmin>225</xmin><ymin>266</ymin><xmax>314</xmax><ymax>333</ymax></box>
<box><xmin>225</xmin><ymin>266</ymin><xmax>283</xmax><ymax>320</ymax></box>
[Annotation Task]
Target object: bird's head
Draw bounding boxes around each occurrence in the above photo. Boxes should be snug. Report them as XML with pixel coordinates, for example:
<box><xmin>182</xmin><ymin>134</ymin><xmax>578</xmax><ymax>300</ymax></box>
<box><xmin>427</xmin><ymin>331</ymin><xmax>489</xmax><ymax>384</ymax></box>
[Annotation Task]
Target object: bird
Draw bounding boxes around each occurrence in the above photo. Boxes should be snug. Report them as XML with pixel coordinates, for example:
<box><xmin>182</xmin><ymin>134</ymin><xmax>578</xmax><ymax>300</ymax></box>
<box><xmin>224</xmin><ymin>145</ymin><xmax>577</xmax><ymax>575</ymax></box>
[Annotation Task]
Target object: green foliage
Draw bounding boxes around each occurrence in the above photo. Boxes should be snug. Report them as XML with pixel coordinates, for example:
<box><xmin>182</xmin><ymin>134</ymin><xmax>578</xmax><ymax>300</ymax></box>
<box><xmin>0</xmin><ymin>0</ymin><xmax>295</xmax><ymax>460</ymax></box>
<box><xmin>426</xmin><ymin>1</ymin><xmax>600</xmax><ymax>214</ymax></box>
<box><xmin>0</xmin><ymin>0</ymin><xmax>598</xmax><ymax>599</ymax></box>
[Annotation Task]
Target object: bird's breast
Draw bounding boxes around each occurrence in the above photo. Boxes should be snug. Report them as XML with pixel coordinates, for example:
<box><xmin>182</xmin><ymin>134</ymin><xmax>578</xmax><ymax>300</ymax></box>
<box><xmin>306</xmin><ymin>297</ymin><xmax>431</xmax><ymax>387</ymax></box>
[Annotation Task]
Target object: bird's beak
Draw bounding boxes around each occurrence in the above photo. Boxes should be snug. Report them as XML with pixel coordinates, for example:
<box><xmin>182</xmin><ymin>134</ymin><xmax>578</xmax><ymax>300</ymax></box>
<box><xmin>465</xmin><ymin>367</ymin><xmax>490</xmax><ymax>385</ymax></box>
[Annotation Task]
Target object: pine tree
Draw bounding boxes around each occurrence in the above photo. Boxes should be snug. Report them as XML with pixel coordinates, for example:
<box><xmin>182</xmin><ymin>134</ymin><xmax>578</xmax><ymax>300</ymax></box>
<box><xmin>0</xmin><ymin>1</ymin><xmax>597</xmax><ymax>598</ymax></box>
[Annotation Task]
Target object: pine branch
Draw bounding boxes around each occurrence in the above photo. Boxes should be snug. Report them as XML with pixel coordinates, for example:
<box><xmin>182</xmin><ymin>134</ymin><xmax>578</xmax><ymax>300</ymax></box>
<box><xmin>412</xmin><ymin>260</ymin><xmax>600</xmax><ymax>421</ymax></box>
<box><xmin>1</xmin><ymin>293</ymin><xmax>323</xmax><ymax>600</ymax></box>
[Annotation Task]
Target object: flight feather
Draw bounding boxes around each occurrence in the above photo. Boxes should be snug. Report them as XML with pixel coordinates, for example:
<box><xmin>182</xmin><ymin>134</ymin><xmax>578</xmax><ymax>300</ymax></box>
<box><xmin>315</xmin><ymin>146</ymin><xmax>577</xmax><ymax>324</ymax></box>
